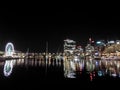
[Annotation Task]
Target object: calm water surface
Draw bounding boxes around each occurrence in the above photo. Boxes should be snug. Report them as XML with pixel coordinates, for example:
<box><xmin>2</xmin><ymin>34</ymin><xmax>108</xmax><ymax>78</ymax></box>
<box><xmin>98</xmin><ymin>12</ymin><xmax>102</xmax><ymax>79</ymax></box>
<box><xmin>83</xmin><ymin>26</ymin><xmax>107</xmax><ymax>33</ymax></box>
<box><xmin>0</xmin><ymin>58</ymin><xmax>120</xmax><ymax>88</ymax></box>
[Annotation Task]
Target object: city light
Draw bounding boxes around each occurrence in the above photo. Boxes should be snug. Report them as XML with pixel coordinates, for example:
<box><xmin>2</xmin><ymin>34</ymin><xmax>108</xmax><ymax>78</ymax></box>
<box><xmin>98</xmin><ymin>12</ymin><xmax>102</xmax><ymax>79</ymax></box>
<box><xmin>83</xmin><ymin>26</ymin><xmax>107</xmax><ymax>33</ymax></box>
<box><xmin>3</xmin><ymin>60</ymin><xmax>13</xmax><ymax>77</ymax></box>
<box><xmin>5</xmin><ymin>42</ymin><xmax>15</xmax><ymax>57</ymax></box>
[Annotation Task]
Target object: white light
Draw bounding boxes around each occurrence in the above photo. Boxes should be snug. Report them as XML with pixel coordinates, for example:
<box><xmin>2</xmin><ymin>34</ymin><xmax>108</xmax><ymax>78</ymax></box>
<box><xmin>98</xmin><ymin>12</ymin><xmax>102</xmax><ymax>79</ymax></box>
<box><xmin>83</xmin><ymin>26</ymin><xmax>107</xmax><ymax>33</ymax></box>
<box><xmin>108</xmin><ymin>41</ymin><xmax>115</xmax><ymax>44</ymax></box>
<box><xmin>111</xmin><ymin>73</ymin><xmax>117</xmax><ymax>77</ymax></box>
<box><xmin>96</xmin><ymin>41</ymin><xmax>101</xmax><ymax>44</ymax></box>
<box><xmin>74</xmin><ymin>56</ymin><xmax>79</xmax><ymax>61</ymax></box>
<box><xmin>3</xmin><ymin>60</ymin><xmax>13</xmax><ymax>77</ymax></box>
<box><xmin>117</xmin><ymin>42</ymin><xmax>120</xmax><ymax>44</ymax></box>
<box><xmin>5</xmin><ymin>42</ymin><xmax>15</xmax><ymax>57</ymax></box>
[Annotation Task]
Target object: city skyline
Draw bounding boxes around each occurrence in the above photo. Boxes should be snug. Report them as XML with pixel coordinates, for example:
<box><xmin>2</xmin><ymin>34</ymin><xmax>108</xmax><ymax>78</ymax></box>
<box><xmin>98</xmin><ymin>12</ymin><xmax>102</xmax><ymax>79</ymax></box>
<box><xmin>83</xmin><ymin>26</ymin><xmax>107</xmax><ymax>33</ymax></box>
<box><xmin>0</xmin><ymin>7</ymin><xmax>120</xmax><ymax>52</ymax></box>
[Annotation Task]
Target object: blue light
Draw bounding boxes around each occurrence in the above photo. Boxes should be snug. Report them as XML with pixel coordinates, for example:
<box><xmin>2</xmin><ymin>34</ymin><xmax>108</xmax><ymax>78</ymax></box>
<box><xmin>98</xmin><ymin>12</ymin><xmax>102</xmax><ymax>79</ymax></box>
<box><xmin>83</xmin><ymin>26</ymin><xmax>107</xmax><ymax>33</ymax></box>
<box><xmin>96</xmin><ymin>61</ymin><xmax>98</xmax><ymax>66</ymax></box>
<box><xmin>98</xmin><ymin>71</ymin><xmax>102</xmax><ymax>76</ymax></box>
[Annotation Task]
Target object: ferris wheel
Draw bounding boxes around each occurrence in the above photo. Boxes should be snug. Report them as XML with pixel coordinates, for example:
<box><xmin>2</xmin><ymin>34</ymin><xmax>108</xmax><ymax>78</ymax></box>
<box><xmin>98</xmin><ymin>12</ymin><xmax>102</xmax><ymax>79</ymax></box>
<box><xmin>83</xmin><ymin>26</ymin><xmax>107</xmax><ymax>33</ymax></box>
<box><xmin>3</xmin><ymin>42</ymin><xmax>15</xmax><ymax>77</ymax></box>
<box><xmin>3</xmin><ymin>60</ymin><xmax>13</xmax><ymax>77</ymax></box>
<box><xmin>5</xmin><ymin>42</ymin><xmax>15</xmax><ymax>57</ymax></box>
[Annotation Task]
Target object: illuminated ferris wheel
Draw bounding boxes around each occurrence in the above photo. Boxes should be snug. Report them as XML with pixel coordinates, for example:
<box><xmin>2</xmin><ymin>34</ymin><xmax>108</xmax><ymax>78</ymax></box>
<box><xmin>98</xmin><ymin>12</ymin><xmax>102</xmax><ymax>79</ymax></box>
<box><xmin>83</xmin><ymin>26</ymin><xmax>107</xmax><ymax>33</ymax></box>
<box><xmin>5</xmin><ymin>42</ymin><xmax>15</xmax><ymax>57</ymax></box>
<box><xmin>3</xmin><ymin>42</ymin><xmax>15</xmax><ymax>77</ymax></box>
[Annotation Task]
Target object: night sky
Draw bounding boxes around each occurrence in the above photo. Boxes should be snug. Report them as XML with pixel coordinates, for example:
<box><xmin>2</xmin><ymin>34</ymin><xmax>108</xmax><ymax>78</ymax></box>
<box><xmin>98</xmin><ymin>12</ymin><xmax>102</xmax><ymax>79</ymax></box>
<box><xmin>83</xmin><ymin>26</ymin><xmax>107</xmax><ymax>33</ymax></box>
<box><xmin>0</xmin><ymin>7</ymin><xmax>120</xmax><ymax>52</ymax></box>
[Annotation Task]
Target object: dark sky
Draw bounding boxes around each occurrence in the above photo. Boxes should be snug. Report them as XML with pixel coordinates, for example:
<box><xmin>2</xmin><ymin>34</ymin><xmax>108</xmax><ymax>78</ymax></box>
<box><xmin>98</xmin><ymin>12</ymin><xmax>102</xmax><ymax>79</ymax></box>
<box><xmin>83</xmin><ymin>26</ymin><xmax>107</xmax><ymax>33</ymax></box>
<box><xmin>0</xmin><ymin>7</ymin><xmax>120</xmax><ymax>52</ymax></box>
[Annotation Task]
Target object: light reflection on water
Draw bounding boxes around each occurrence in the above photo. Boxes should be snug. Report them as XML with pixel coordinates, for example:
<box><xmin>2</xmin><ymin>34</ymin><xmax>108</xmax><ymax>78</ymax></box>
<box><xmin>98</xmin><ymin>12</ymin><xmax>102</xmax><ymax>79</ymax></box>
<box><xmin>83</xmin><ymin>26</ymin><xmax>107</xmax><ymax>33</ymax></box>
<box><xmin>64</xmin><ymin>58</ymin><xmax>120</xmax><ymax>81</ymax></box>
<box><xmin>0</xmin><ymin>58</ymin><xmax>120</xmax><ymax>82</ymax></box>
<box><xmin>3</xmin><ymin>60</ymin><xmax>14</xmax><ymax>77</ymax></box>
<box><xmin>0</xmin><ymin>58</ymin><xmax>63</xmax><ymax>78</ymax></box>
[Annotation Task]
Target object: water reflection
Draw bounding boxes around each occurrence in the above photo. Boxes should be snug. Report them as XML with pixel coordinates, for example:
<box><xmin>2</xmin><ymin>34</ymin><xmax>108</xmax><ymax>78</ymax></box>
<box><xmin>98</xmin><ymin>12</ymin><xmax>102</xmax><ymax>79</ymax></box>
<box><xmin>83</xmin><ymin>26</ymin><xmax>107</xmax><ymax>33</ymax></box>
<box><xmin>1</xmin><ymin>57</ymin><xmax>63</xmax><ymax>77</ymax></box>
<box><xmin>63</xmin><ymin>56</ymin><xmax>84</xmax><ymax>78</ymax></box>
<box><xmin>1</xmin><ymin>56</ymin><xmax>120</xmax><ymax>82</ymax></box>
<box><xmin>3</xmin><ymin>60</ymin><xmax>14</xmax><ymax>77</ymax></box>
<box><xmin>64</xmin><ymin>57</ymin><xmax>120</xmax><ymax>81</ymax></box>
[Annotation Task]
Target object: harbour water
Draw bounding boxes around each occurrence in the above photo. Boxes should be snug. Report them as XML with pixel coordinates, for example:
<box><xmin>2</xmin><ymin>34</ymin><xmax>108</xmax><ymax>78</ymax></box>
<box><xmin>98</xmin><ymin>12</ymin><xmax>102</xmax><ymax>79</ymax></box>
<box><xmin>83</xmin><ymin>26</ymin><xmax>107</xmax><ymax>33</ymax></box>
<box><xmin>1</xmin><ymin>58</ymin><xmax>120</xmax><ymax>88</ymax></box>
